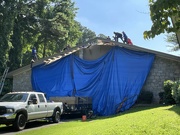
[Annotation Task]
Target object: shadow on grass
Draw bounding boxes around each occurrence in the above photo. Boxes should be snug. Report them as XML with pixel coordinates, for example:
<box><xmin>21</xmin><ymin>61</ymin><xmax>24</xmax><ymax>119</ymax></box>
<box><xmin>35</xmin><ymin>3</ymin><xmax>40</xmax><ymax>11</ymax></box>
<box><xmin>166</xmin><ymin>105</ymin><xmax>180</xmax><ymax>116</ymax></box>
<box><xmin>50</xmin><ymin>104</ymin><xmax>179</xmax><ymax>122</ymax></box>
<box><xmin>0</xmin><ymin>121</ymin><xmax>57</xmax><ymax>135</ymax></box>
<box><xmin>0</xmin><ymin>115</ymin><xmax>85</xmax><ymax>135</ymax></box>
<box><xmin>85</xmin><ymin>104</ymin><xmax>164</xmax><ymax>121</ymax></box>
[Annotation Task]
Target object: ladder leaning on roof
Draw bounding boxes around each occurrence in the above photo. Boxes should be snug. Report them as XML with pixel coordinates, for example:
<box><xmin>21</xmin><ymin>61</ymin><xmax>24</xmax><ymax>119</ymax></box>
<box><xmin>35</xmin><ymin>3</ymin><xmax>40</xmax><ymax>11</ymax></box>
<box><xmin>0</xmin><ymin>67</ymin><xmax>9</xmax><ymax>95</ymax></box>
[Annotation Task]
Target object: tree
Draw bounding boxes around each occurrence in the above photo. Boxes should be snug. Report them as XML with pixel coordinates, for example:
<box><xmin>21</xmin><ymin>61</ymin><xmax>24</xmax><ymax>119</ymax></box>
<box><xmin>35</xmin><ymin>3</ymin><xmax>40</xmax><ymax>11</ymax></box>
<box><xmin>0</xmin><ymin>0</ymin><xmax>17</xmax><ymax>72</ymax></box>
<box><xmin>97</xmin><ymin>34</ymin><xmax>108</xmax><ymax>39</ymax></box>
<box><xmin>34</xmin><ymin>0</ymin><xmax>81</xmax><ymax>58</ymax></box>
<box><xmin>165</xmin><ymin>33</ymin><xmax>180</xmax><ymax>52</ymax></box>
<box><xmin>0</xmin><ymin>0</ymin><xmax>97</xmax><ymax>75</ymax></box>
<box><xmin>0</xmin><ymin>0</ymin><xmax>82</xmax><ymax>71</ymax></box>
<box><xmin>144</xmin><ymin>0</ymin><xmax>180</xmax><ymax>47</ymax></box>
<box><xmin>0</xmin><ymin>0</ymin><xmax>86</xmax><ymax>94</ymax></box>
<box><xmin>77</xmin><ymin>23</ymin><xmax>96</xmax><ymax>45</ymax></box>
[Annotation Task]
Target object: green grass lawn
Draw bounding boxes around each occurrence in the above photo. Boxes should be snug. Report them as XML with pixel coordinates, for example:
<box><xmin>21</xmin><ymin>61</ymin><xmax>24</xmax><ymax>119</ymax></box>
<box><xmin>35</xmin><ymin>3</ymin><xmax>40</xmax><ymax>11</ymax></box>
<box><xmin>10</xmin><ymin>105</ymin><xmax>180</xmax><ymax>135</ymax></box>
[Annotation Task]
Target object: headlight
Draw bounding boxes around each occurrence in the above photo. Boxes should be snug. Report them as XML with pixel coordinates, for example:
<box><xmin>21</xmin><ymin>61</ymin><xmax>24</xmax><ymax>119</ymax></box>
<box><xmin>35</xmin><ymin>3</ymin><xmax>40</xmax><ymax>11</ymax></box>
<box><xmin>6</xmin><ymin>108</ymin><xmax>14</xmax><ymax>113</ymax></box>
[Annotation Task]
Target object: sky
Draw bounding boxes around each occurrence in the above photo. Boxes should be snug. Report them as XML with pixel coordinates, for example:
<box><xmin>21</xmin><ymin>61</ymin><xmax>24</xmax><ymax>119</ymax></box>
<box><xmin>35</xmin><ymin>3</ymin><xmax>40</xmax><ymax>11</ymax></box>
<box><xmin>73</xmin><ymin>0</ymin><xmax>180</xmax><ymax>56</ymax></box>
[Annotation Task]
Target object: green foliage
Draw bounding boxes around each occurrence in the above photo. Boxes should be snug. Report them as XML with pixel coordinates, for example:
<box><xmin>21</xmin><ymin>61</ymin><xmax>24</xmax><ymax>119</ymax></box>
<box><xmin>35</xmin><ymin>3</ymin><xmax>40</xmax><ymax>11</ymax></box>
<box><xmin>97</xmin><ymin>34</ymin><xmax>108</xmax><ymax>39</ymax></box>
<box><xmin>171</xmin><ymin>80</ymin><xmax>180</xmax><ymax>104</ymax></box>
<box><xmin>165</xmin><ymin>33</ymin><xmax>180</xmax><ymax>52</ymax></box>
<box><xmin>0</xmin><ymin>0</ymin><xmax>16</xmax><ymax>72</ymax></box>
<box><xmin>136</xmin><ymin>90</ymin><xmax>153</xmax><ymax>104</ymax></box>
<box><xmin>0</xmin><ymin>0</ymin><xmax>97</xmax><ymax>93</ymax></box>
<box><xmin>0</xmin><ymin>79</ymin><xmax>12</xmax><ymax>96</ymax></box>
<box><xmin>144</xmin><ymin>0</ymin><xmax>180</xmax><ymax>42</ymax></box>
<box><xmin>77</xmin><ymin>23</ymin><xmax>96</xmax><ymax>44</ymax></box>
<box><xmin>163</xmin><ymin>80</ymin><xmax>176</xmax><ymax>104</ymax></box>
<box><xmin>158</xmin><ymin>91</ymin><xmax>165</xmax><ymax>104</ymax></box>
<box><xmin>0</xmin><ymin>0</ymin><xmax>85</xmax><ymax>73</ymax></box>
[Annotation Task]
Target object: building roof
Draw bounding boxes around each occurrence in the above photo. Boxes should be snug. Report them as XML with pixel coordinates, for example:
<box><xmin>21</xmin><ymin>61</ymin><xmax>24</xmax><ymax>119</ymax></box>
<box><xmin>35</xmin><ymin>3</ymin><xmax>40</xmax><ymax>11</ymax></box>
<box><xmin>6</xmin><ymin>37</ymin><xmax>180</xmax><ymax>78</ymax></box>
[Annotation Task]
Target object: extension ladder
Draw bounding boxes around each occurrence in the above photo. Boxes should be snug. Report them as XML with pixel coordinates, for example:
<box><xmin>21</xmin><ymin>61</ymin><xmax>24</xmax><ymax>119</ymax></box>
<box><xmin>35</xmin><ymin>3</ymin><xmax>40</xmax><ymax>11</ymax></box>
<box><xmin>0</xmin><ymin>67</ymin><xmax>9</xmax><ymax>95</ymax></box>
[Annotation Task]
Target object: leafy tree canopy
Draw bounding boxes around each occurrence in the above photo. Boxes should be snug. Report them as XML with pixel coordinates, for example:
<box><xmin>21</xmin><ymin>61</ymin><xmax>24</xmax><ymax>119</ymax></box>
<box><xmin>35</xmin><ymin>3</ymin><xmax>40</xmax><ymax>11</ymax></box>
<box><xmin>165</xmin><ymin>34</ymin><xmax>180</xmax><ymax>52</ymax></box>
<box><xmin>0</xmin><ymin>0</ymin><xmax>84</xmax><ymax>72</ymax></box>
<box><xmin>144</xmin><ymin>0</ymin><xmax>180</xmax><ymax>45</ymax></box>
<box><xmin>77</xmin><ymin>23</ymin><xmax>96</xmax><ymax>44</ymax></box>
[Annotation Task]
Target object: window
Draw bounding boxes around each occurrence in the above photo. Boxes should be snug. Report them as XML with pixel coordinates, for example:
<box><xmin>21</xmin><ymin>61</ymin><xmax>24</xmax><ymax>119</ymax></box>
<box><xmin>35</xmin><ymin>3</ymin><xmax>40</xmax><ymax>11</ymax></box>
<box><xmin>29</xmin><ymin>94</ymin><xmax>37</xmax><ymax>101</ymax></box>
<box><xmin>38</xmin><ymin>94</ymin><xmax>45</xmax><ymax>103</ymax></box>
<box><xmin>0</xmin><ymin>93</ymin><xmax>28</xmax><ymax>102</ymax></box>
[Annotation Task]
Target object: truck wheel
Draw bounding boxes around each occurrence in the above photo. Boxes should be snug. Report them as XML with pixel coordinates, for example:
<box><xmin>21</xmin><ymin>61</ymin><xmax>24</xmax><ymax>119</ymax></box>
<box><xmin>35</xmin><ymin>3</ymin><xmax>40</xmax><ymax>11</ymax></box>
<box><xmin>13</xmin><ymin>114</ymin><xmax>26</xmax><ymax>131</ymax></box>
<box><xmin>52</xmin><ymin>111</ymin><xmax>60</xmax><ymax>123</ymax></box>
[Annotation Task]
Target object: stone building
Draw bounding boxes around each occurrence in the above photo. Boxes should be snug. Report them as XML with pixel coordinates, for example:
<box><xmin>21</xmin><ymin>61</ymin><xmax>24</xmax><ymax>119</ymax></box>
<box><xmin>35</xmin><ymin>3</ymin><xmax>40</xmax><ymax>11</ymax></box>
<box><xmin>6</xmin><ymin>38</ymin><xmax>180</xmax><ymax>103</ymax></box>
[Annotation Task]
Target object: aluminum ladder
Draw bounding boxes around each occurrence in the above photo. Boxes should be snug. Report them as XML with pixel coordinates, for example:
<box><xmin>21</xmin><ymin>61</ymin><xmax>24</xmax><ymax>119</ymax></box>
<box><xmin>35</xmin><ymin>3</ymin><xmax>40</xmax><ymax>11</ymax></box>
<box><xmin>0</xmin><ymin>67</ymin><xmax>9</xmax><ymax>95</ymax></box>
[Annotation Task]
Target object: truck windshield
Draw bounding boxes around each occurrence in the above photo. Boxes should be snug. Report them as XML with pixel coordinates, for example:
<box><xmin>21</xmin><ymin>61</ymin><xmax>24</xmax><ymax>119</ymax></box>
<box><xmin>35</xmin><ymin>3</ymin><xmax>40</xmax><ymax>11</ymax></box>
<box><xmin>0</xmin><ymin>93</ymin><xmax>28</xmax><ymax>102</ymax></box>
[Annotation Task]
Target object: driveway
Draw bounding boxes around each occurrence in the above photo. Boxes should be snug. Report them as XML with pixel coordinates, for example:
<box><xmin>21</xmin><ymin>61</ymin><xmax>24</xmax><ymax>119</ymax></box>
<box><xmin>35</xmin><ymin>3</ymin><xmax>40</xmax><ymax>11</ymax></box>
<box><xmin>0</xmin><ymin>114</ymin><xmax>82</xmax><ymax>135</ymax></box>
<box><xmin>0</xmin><ymin>121</ymin><xmax>66</xmax><ymax>135</ymax></box>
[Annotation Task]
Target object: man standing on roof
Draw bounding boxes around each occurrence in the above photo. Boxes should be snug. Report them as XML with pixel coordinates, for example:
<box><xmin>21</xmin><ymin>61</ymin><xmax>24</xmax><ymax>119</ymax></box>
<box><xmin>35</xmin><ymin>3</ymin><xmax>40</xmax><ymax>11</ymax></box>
<box><xmin>32</xmin><ymin>47</ymin><xmax>38</xmax><ymax>61</ymax></box>
<box><xmin>113</xmin><ymin>32</ymin><xmax>123</xmax><ymax>42</ymax></box>
<box><xmin>122</xmin><ymin>31</ymin><xmax>128</xmax><ymax>44</ymax></box>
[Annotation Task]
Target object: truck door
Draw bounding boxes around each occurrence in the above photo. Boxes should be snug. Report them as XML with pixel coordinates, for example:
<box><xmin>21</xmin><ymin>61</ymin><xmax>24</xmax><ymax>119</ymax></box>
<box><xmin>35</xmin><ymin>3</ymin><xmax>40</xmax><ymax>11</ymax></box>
<box><xmin>36</xmin><ymin>94</ymin><xmax>47</xmax><ymax>118</ymax></box>
<box><xmin>27</xmin><ymin>94</ymin><xmax>40</xmax><ymax>120</ymax></box>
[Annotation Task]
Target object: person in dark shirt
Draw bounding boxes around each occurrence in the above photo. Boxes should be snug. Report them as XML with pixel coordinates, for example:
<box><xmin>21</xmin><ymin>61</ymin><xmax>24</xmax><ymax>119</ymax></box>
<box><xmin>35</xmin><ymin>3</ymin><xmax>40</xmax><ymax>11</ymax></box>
<box><xmin>113</xmin><ymin>32</ymin><xmax>123</xmax><ymax>42</ymax></box>
<box><xmin>122</xmin><ymin>31</ymin><xmax>133</xmax><ymax>45</ymax></box>
<box><xmin>107</xmin><ymin>36</ymin><xmax>111</xmax><ymax>40</ymax></box>
<box><xmin>122</xmin><ymin>31</ymin><xmax>128</xmax><ymax>44</ymax></box>
<box><xmin>32</xmin><ymin>47</ymin><xmax>38</xmax><ymax>61</ymax></box>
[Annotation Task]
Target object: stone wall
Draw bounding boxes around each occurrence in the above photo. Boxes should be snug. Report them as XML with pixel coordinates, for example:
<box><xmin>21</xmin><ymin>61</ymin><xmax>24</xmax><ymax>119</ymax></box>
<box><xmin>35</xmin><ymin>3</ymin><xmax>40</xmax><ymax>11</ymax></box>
<box><xmin>13</xmin><ymin>70</ymin><xmax>32</xmax><ymax>91</ymax></box>
<box><xmin>82</xmin><ymin>45</ymin><xmax>112</xmax><ymax>60</ymax></box>
<box><xmin>143</xmin><ymin>56</ymin><xmax>180</xmax><ymax>103</ymax></box>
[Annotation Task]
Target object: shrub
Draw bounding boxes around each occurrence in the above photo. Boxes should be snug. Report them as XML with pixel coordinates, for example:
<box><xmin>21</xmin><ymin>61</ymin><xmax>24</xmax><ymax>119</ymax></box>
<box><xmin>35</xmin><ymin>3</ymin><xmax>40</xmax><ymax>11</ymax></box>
<box><xmin>158</xmin><ymin>92</ymin><xmax>165</xmax><ymax>104</ymax></box>
<box><xmin>171</xmin><ymin>80</ymin><xmax>180</xmax><ymax>104</ymax></box>
<box><xmin>136</xmin><ymin>90</ymin><xmax>153</xmax><ymax>104</ymax></box>
<box><xmin>163</xmin><ymin>80</ymin><xmax>175</xmax><ymax>105</ymax></box>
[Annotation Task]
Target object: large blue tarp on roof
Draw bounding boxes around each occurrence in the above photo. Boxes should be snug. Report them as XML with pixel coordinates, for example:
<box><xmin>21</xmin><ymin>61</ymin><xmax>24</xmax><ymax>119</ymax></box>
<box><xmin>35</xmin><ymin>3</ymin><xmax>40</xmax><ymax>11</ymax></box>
<box><xmin>31</xmin><ymin>46</ymin><xmax>155</xmax><ymax>116</ymax></box>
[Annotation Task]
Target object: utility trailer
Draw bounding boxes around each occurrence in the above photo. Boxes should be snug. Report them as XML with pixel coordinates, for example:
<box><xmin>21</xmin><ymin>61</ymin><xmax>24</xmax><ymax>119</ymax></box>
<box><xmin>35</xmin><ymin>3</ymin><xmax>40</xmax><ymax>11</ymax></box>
<box><xmin>50</xmin><ymin>97</ymin><xmax>92</xmax><ymax>116</ymax></box>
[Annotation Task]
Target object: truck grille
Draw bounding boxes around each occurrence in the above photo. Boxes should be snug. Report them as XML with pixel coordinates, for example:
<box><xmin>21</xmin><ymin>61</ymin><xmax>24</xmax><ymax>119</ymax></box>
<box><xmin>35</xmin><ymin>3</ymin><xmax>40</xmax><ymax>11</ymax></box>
<box><xmin>0</xmin><ymin>106</ymin><xmax>6</xmax><ymax>115</ymax></box>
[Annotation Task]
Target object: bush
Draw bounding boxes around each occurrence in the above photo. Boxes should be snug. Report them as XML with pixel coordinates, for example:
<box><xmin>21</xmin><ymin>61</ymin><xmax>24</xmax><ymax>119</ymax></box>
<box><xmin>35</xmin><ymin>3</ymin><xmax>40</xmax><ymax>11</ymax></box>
<box><xmin>136</xmin><ymin>90</ymin><xmax>153</xmax><ymax>104</ymax></box>
<box><xmin>171</xmin><ymin>80</ymin><xmax>180</xmax><ymax>104</ymax></box>
<box><xmin>158</xmin><ymin>92</ymin><xmax>165</xmax><ymax>104</ymax></box>
<box><xmin>163</xmin><ymin>80</ymin><xmax>176</xmax><ymax>105</ymax></box>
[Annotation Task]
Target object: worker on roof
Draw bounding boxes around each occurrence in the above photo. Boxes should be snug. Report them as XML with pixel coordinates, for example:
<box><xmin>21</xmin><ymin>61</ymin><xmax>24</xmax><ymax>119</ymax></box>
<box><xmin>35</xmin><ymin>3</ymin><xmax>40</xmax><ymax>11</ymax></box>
<box><xmin>107</xmin><ymin>36</ymin><xmax>111</xmax><ymax>40</ymax></box>
<box><xmin>113</xmin><ymin>32</ymin><xmax>123</xmax><ymax>42</ymax></box>
<box><xmin>122</xmin><ymin>31</ymin><xmax>128</xmax><ymax>44</ymax></box>
<box><xmin>122</xmin><ymin>31</ymin><xmax>133</xmax><ymax>45</ymax></box>
<box><xmin>127</xmin><ymin>38</ymin><xmax>133</xmax><ymax>45</ymax></box>
<box><xmin>32</xmin><ymin>47</ymin><xmax>38</xmax><ymax>61</ymax></box>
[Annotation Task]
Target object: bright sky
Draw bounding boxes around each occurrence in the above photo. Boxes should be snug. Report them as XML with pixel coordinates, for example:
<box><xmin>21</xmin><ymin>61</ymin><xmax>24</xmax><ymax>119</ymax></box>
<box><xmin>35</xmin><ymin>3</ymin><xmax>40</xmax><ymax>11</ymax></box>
<box><xmin>74</xmin><ymin>0</ymin><xmax>180</xmax><ymax>56</ymax></box>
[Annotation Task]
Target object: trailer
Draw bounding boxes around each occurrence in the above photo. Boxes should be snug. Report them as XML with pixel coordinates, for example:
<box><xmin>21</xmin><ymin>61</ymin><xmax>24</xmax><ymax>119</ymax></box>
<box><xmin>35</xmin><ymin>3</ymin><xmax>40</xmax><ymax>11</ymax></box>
<box><xmin>50</xmin><ymin>97</ymin><xmax>92</xmax><ymax>117</ymax></box>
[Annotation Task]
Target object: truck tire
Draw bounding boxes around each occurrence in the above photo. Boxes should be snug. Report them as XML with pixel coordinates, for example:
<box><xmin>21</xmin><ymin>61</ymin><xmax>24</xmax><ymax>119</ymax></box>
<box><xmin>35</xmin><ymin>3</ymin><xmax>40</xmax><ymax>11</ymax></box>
<box><xmin>13</xmin><ymin>114</ymin><xmax>26</xmax><ymax>131</ymax></box>
<box><xmin>52</xmin><ymin>111</ymin><xmax>60</xmax><ymax>123</ymax></box>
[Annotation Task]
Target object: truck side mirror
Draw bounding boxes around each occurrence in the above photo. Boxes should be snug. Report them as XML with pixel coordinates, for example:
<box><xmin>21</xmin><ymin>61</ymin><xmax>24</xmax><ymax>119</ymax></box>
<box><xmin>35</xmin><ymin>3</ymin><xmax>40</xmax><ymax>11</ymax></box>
<box><xmin>33</xmin><ymin>98</ymin><xmax>37</xmax><ymax>104</ymax></box>
<box><xmin>28</xmin><ymin>100</ymin><xmax>32</xmax><ymax>105</ymax></box>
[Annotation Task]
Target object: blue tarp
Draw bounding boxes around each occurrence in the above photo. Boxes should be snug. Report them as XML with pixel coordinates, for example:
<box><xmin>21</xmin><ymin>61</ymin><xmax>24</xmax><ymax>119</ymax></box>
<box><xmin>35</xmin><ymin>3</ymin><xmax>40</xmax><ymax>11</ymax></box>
<box><xmin>31</xmin><ymin>46</ymin><xmax>155</xmax><ymax>116</ymax></box>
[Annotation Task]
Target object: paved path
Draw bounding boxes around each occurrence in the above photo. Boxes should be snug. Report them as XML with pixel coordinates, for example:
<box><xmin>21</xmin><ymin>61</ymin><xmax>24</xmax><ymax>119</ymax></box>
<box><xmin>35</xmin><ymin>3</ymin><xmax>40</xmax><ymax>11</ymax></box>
<box><xmin>0</xmin><ymin>121</ymin><xmax>65</xmax><ymax>135</ymax></box>
<box><xmin>0</xmin><ymin>117</ymin><xmax>80</xmax><ymax>135</ymax></box>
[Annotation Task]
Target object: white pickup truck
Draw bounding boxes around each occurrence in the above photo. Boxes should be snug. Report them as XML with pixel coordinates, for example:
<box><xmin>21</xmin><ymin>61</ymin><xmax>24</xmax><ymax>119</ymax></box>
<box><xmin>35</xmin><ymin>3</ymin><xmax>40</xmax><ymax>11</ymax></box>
<box><xmin>0</xmin><ymin>91</ymin><xmax>63</xmax><ymax>130</ymax></box>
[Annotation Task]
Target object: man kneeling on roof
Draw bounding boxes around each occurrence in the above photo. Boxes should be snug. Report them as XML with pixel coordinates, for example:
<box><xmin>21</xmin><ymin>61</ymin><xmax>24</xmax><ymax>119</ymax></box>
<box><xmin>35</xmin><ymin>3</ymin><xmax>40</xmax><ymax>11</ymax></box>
<box><xmin>122</xmin><ymin>31</ymin><xmax>133</xmax><ymax>45</ymax></box>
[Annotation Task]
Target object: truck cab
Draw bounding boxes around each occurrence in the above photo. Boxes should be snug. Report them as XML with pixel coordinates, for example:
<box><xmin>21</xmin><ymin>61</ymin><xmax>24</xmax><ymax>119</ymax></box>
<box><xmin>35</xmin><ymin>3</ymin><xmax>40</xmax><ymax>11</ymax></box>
<box><xmin>0</xmin><ymin>91</ymin><xmax>63</xmax><ymax>131</ymax></box>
